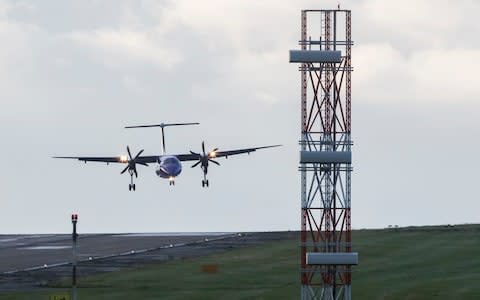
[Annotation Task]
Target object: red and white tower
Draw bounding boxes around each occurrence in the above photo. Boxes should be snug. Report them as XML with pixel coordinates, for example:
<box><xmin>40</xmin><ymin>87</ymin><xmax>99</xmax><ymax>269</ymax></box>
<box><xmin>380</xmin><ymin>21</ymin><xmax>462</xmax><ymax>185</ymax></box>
<box><xmin>289</xmin><ymin>9</ymin><xmax>357</xmax><ymax>300</ymax></box>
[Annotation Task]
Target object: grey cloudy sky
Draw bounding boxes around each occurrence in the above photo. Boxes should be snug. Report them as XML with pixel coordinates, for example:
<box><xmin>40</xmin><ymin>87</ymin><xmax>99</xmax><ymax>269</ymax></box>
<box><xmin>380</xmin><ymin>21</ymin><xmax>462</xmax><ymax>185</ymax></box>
<box><xmin>0</xmin><ymin>0</ymin><xmax>478</xmax><ymax>233</ymax></box>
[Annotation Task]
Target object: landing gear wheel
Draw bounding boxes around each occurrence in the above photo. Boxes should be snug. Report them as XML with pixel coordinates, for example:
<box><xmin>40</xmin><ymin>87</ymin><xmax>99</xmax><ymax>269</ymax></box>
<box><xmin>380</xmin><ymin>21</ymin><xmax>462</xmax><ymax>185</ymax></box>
<box><xmin>202</xmin><ymin>180</ymin><xmax>205</xmax><ymax>187</ymax></box>
<box><xmin>128</xmin><ymin>184</ymin><xmax>132</xmax><ymax>191</ymax></box>
<box><xmin>206</xmin><ymin>180</ymin><xmax>209</xmax><ymax>187</ymax></box>
<box><xmin>133</xmin><ymin>184</ymin><xmax>136</xmax><ymax>191</ymax></box>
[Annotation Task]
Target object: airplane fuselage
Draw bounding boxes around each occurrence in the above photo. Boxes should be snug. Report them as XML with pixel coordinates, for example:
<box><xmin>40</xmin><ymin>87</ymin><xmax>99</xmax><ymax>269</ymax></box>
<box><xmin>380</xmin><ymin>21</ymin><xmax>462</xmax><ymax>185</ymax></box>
<box><xmin>155</xmin><ymin>155</ymin><xmax>182</xmax><ymax>180</ymax></box>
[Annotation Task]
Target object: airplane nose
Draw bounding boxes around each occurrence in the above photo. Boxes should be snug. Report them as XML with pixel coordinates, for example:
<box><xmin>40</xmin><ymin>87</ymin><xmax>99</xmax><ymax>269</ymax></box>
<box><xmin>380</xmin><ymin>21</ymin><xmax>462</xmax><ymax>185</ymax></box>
<box><xmin>160</xmin><ymin>165</ymin><xmax>169</xmax><ymax>175</ymax></box>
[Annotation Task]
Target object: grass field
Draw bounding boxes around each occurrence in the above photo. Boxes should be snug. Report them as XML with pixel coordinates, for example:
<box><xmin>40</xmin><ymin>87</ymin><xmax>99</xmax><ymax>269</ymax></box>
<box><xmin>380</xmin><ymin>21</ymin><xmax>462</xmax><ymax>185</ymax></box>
<box><xmin>1</xmin><ymin>224</ymin><xmax>480</xmax><ymax>299</ymax></box>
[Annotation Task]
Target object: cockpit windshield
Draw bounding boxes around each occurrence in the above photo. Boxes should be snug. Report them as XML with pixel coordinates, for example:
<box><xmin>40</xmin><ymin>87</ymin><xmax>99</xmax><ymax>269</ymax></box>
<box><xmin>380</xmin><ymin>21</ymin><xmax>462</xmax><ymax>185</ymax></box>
<box><xmin>163</xmin><ymin>157</ymin><xmax>178</xmax><ymax>165</ymax></box>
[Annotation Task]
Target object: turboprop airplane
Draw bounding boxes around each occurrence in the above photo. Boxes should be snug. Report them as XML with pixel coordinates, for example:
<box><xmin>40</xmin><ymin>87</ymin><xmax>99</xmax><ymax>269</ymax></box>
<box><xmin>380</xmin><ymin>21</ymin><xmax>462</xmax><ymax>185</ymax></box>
<box><xmin>54</xmin><ymin>122</ymin><xmax>280</xmax><ymax>191</ymax></box>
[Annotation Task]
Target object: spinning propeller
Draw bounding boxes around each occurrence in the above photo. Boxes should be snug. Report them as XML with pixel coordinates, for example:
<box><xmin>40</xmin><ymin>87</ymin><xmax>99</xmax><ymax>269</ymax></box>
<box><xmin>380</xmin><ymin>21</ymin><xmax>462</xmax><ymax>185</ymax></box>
<box><xmin>190</xmin><ymin>141</ymin><xmax>219</xmax><ymax>187</ymax></box>
<box><xmin>120</xmin><ymin>146</ymin><xmax>148</xmax><ymax>178</ymax></box>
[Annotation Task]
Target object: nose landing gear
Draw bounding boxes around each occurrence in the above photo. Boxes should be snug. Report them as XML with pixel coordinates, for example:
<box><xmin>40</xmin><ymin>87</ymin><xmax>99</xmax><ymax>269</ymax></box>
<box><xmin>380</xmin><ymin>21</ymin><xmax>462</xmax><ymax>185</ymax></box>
<box><xmin>202</xmin><ymin>179</ymin><xmax>209</xmax><ymax>187</ymax></box>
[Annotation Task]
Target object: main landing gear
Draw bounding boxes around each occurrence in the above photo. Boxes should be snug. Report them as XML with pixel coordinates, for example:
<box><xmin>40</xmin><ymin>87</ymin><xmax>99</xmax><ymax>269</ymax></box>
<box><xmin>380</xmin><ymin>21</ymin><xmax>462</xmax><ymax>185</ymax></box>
<box><xmin>190</xmin><ymin>141</ymin><xmax>219</xmax><ymax>188</ymax></box>
<box><xmin>120</xmin><ymin>146</ymin><xmax>145</xmax><ymax>192</ymax></box>
<box><xmin>128</xmin><ymin>170</ymin><xmax>136</xmax><ymax>191</ymax></box>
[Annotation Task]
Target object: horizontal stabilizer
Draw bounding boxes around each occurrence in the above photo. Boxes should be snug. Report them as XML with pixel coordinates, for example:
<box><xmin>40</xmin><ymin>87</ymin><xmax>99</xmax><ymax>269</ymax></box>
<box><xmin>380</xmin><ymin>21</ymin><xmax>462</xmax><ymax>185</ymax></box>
<box><xmin>125</xmin><ymin>122</ymin><xmax>199</xmax><ymax>129</ymax></box>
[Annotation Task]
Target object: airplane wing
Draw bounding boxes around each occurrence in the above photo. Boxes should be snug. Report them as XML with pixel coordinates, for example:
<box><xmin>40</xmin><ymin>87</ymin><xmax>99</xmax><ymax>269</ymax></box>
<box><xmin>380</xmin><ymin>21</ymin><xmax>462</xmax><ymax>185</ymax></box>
<box><xmin>54</xmin><ymin>145</ymin><xmax>281</xmax><ymax>163</ymax></box>
<box><xmin>53</xmin><ymin>155</ymin><xmax>159</xmax><ymax>164</ymax></box>
<box><xmin>174</xmin><ymin>145</ymin><xmax>281</xmax><ymax>161</ymax></box>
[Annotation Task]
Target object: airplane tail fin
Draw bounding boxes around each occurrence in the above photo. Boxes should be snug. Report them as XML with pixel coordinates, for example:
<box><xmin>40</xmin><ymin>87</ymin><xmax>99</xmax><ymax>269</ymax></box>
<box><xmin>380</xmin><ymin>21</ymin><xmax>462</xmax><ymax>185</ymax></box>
<box><xmin>125</xmin><ymin>122</ymin><xmax>199</xmax><ymax>155</ymax></box>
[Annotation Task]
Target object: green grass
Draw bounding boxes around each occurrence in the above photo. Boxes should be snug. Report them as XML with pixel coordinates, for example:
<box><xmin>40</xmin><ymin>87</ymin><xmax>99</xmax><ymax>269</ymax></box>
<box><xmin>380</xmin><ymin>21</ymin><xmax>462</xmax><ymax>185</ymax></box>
<box><xmin>1</xmin><ymin>225</ymin><xmax>480</xmax><ymax>299</ymax></box>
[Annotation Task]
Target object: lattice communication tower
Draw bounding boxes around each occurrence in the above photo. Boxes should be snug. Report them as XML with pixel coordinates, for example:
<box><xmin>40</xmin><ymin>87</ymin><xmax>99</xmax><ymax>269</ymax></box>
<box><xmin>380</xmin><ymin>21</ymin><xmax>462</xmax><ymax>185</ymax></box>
<box><xmin>289</xmin><ymin>9</ymin><xmax>358</xmax><ymax>300</ymax></box>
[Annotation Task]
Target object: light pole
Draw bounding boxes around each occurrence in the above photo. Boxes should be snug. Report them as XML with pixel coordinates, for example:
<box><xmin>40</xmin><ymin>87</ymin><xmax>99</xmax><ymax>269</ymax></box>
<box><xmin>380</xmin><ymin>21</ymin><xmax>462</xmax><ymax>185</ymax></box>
<box><xmin>71</xmin><ymin>213</ymin><xmax>78</xmax><ymax>300</ymax></box>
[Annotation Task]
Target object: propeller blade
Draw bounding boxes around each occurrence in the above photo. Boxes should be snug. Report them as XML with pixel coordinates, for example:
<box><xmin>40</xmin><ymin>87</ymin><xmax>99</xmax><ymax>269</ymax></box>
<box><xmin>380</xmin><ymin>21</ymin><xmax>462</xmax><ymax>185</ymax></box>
<box><xmin>202</xmin><ymin>141</ymin><xmax>205</xmax><ymax>155</ymax></box>
<box><xmin>212</xmin><ymin>148</ymin><xmax>219</xmax><ymax>152</ymax></box>
<box><xmin>209</xmin><ymin>159</ymin><xmax>220</xmax><ymax>166</ymax></box>
<box><xmin>137</xmin><ymin>162</ymin><xmax>149</xmax><ymax>166</ymax></box>
<box><xmin>190</xmin><ymin>151</ymin><xmax>199</xmax><ymax>155</ymax></box>
<box><xmin>134</xmin><ymin>149</ymin><xmax>144</xmax><ymax>160</ymax></box>
<box><xmin>134</xmin><ymin>169</ymin><xmax>138</xmax><ymax>178</ymax></box>
<box><xmin>191</xmin><ymin>161</ymin><xmax>201</xmax><ymax>168</ymax></box>
<box><xmin>121</xmin><ymin>165</ymin><xmax>129</xmax><ymax>174</ymax></box>
<box><xmin>127</xmin><ymin>146</ymin><xmax>132</xmax><ymax>159</ymax></box>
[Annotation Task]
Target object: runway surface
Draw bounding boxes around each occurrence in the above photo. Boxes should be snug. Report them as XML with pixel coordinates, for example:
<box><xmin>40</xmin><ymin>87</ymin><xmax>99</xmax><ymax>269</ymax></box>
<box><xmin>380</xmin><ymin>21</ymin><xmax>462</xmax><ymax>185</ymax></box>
<box><xmin>0</xmin><ymin>231</ymin><xmax>295</xmax><ymax>291</ymax></box>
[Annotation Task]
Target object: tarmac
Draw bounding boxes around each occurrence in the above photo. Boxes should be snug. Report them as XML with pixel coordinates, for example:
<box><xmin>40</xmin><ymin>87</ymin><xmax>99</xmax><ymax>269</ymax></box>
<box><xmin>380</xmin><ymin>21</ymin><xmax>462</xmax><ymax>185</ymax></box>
<box><xmin>0</xmin><ymin>231</ymin><xmax>296</xmax><ymax>291</ymax></box>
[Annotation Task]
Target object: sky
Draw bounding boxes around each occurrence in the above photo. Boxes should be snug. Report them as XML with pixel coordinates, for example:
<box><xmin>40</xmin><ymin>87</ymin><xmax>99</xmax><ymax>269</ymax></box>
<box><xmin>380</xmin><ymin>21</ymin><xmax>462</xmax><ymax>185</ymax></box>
<box><xmin>0</xmin><ymin>0</ymin><xmax>479</xmax><ymax>233</ymax></box>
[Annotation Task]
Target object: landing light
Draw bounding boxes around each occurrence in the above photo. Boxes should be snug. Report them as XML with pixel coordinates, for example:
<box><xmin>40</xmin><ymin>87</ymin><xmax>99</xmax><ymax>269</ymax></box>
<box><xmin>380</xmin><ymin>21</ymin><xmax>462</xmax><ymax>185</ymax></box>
<box><xmin>169</xmin><ymin>176</ymin><xmax>175</xmax><ymax>182</ymax></box>
<box><xmin>209</xmin><ymin>151</ymin><xmax>217</xmax><ymax>158</ymax></box>
<box><xmin>120</xmin><ymin>155</ymin><xmax>128</xmax><ymax>163</ymax></box>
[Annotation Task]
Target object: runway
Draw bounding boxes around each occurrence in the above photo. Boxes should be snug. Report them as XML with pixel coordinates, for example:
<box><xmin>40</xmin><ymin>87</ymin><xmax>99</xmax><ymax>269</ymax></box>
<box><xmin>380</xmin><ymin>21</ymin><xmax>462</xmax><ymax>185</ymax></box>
<box><xmin>0</xmin><ymin>231</ymin><xmax>295</xmax><ymax>291</ymax></box>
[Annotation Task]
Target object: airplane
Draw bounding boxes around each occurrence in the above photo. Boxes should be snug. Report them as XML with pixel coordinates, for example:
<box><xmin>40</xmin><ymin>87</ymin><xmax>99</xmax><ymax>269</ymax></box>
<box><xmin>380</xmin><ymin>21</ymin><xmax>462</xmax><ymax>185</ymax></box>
<box><xmin>54</xmin><ymin>122</ymin><xmax>280</xmax><ymax>191</ymax></box>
